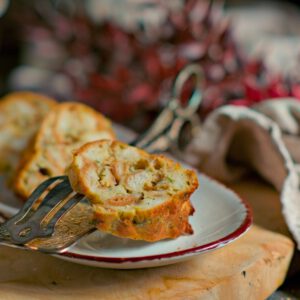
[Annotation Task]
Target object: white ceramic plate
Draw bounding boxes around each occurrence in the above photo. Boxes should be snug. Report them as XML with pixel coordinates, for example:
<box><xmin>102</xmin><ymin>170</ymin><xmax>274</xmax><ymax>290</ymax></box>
<box><xmin>0</xmin><ymin>125</ymin><xmax>252</xmax><ymax>269</ymax></box>
<box><xmin>0</xmin><ymin>172</ymin><xmax>252</xmax><ymax>269</ymax></box>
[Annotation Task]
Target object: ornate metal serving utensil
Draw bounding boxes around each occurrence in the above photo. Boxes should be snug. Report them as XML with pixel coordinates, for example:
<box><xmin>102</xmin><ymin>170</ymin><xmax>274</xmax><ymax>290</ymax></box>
<box><xmin>0</xmin><ymin>64</ymin><xmax>203</xmax><ymax>253</ymax></box>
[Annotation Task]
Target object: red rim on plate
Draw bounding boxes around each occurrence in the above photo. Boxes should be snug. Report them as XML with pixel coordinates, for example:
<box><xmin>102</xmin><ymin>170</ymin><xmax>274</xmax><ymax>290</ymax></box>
<box><xmin>60</xmin><ymin>194</ymin><xmax>252</xmax><ymax>264</ymax></box>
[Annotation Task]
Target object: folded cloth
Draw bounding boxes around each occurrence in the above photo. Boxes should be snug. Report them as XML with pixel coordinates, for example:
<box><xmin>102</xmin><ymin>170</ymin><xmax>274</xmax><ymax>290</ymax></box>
<box><xmin>185</xmin><ymin>99</ymin><xmax>300</xmax><ymax>249</ymax></box>
<box><xmin>254</xmin><ymin>99</ymin><xmax>300</xmax><ymax>163</ymax></box>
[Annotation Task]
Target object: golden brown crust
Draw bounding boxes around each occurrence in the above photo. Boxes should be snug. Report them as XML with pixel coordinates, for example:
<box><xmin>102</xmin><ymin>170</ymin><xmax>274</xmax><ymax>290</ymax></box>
<box><xmin>93</xmin><ymin>195</ymin><xmax>194</xmax><ymax>242</ymax></box>
<box><xmin>14</xmin><ymin>102</ymin><xmax>115</xmax><ymax>199</ymax></box>
<box><xmin>0</xmin><ymin>91</ymin><xmax>57</xmax><ymax>178</ymax></box>
<box><xmin>68</xmin><ymin>140</ymin><xmax>199</xmax><ymax>242</ymax></box>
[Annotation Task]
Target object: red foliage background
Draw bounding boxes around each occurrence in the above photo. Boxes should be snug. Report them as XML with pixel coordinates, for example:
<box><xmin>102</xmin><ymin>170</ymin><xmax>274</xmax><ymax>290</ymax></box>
<box><xmin>2</xmin><ymin>0</ymin><xmax>300</xmax><ymax>131</ymax></box>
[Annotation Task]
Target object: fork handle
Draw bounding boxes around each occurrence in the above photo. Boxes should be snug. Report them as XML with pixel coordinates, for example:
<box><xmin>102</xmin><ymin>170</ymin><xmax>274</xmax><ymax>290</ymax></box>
<box><xmin>130</xmin><ymin>105</ymin><xmax>175</xmax><ymax>152</ymax></box>
<box><xmin>131</xmin><ymin>64</ymin><xmax>202</xmax><ymax>153</ymax></box>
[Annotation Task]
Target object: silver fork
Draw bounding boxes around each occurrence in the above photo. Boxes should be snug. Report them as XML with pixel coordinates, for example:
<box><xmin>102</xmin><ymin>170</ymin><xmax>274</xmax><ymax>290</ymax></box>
<box><xmin>0</xmin><ymin>64</ymin><xmax>203</xmax><ymax>253</ymax></box>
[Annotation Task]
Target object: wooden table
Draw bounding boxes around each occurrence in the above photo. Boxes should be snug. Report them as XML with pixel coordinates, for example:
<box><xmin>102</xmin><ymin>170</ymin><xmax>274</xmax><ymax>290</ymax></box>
<box><xmin>0</xmin><ymin>176</ymin><xmax>295</xmax><ymax>300</ymax></box>
<box><xmin>230</xmin><ymin>176</ymin><xmax>300</xmax><ymax>298</ymax></box>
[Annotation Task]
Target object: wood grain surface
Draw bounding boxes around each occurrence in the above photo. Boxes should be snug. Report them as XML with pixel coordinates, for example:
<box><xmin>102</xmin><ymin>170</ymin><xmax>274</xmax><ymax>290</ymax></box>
<box><xmin>229</xmin><ymin>176</ymin><xmax>290</xmax><ymax>237</ymax></box>
<box><xmin>229</xmin><ymin>176</ymin><xmax>300</xmax><ymax>277</ymax></box>
<box><xmin>0</xmin><ymin>177</ymin><xmax>294</xmax><ymax>300</ymax></box>
<box><xmin>0</xmin><ymin>226</ymin><xmax>293</xmax><ymax>300</ymax></box>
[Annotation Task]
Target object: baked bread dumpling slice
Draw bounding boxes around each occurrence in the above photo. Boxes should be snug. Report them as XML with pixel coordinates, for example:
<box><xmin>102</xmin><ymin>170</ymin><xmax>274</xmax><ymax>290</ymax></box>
<box><xmin>67</xmin><ymin>140</ymin><xmax>199</xmax><ymax>242</ymax></box>
<box><xmin>0</xmin><ymin>91</ymin><xmax>57</xmax><ymax>178</ymax></box>
<box><xmin>14</xmin><ymin>102</ymin><xmax>115</xmax><ymax>199</ymax></box>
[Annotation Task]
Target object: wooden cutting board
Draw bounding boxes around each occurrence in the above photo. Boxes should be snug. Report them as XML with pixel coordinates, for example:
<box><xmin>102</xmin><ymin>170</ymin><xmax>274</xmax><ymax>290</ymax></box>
<box><xmin>0</xmin><ymin>226</ymin><xmax>293</xmax><ymax>300</ymax></box>
<box><xmin>229</xmin><ymin>176</ymin><xmax>300</xmax><ymax>276</ymax></box>
<box><xmin>0</xmin><ymin>178</ymin><xmax>294</xmax><ymax>300</ymax></box>
<box><xmin>0</xmin><ymin>179</ymin><xmax>294</xmax><ymax>300</ymax></box>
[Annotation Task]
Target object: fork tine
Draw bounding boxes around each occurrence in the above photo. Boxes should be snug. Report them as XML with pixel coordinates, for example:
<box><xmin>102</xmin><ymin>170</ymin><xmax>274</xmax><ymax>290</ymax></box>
<box><xmin>32</xmin><ymin>178</ymin><xmax>73</xmax><ymax>222</ymax></box>
<box><xmin>5</xmin><ymin>178</ymin><xmax>76</xmax><ymax>244</ymax></box>
<box><xmin>9</xmin><ymin>193</ymin><xmax>86</xmax><ymax>244</ymax></box>
<box><xmin>42</xmin><ymin>193</ymin><xmax>85</xmax><ymax>236</ymax></box>
<box><xmin>22</xmin><ymin>176</ymin><xmax>67</xmax><ymax>212</ymax></box>
<box><xmin>7</xmin><ymin>176</ymin><xmax>66</xmax><ymax>226</ymax></box>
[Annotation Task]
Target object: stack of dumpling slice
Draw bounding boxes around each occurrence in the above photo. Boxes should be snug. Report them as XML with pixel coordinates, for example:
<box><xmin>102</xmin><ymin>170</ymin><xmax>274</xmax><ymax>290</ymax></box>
<box><xmin>0</xmin><ymin>91</ymin><xmax>198</xmax><ymax>242</ymax></box>
<box><xmin>0</xmin><ymin>92</ymin><xmax>115</xmax><ymax>198</ymax></box>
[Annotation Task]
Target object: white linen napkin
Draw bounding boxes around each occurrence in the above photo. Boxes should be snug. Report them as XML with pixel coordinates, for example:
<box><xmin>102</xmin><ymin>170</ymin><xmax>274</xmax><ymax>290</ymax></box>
<box><xmin>185</xmin><ymin>99</ymin><xmax>300</xmax><ymax>249</ymax></box>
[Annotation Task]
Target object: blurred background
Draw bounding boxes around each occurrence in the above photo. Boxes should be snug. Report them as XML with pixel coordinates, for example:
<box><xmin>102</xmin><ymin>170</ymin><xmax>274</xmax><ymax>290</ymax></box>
<box><xmin>0</xmin><ymin>0</ymin><xmax>300</xmax><ymax>131</ymax></box>
<box><xmin>1</xmin><ymin>2</ymin><xmax>300</xmax><ymax>297</ymax></box>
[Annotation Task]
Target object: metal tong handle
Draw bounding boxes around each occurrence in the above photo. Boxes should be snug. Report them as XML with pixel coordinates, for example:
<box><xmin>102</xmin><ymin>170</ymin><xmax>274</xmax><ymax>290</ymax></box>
<box><xmin>131</xmin><ymin>64</ymin><xmax>203</xmax><ymax>153</ymax></box>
